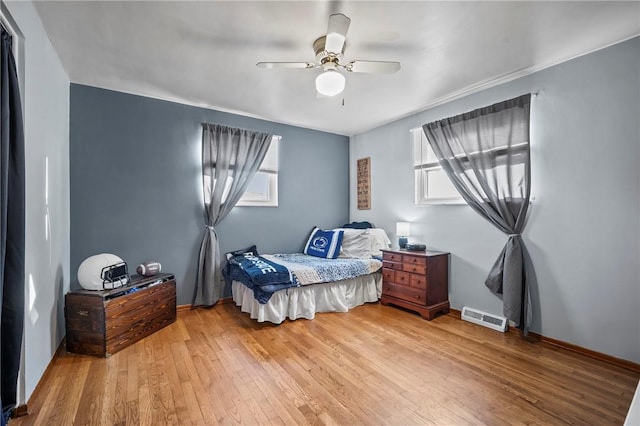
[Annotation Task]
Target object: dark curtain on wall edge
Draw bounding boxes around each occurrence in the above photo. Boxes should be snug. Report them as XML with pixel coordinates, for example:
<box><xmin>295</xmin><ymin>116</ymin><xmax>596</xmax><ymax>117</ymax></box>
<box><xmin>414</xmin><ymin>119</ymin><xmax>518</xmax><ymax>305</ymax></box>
<box><xmin>423</xmin><ymin>94</ymin><xmax>532</xmax><ymax>332</ymax></box>
<box><xmin>0</xmin><ymin>25</ymin><xmax>25</xmax><ymax>425</ymax></box>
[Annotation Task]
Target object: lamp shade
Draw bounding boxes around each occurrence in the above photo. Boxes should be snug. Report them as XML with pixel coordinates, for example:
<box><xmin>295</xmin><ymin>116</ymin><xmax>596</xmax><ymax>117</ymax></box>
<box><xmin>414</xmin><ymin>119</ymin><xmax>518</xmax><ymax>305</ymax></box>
<box><xmin>396</xmin><ymin>222</ymin><xmax>411</xmax><ymax>237</ymax></box>
<box><xmin>315</xmin><ymin>70</ymin><xmax>345</xmax><ymax>97</ymax></box>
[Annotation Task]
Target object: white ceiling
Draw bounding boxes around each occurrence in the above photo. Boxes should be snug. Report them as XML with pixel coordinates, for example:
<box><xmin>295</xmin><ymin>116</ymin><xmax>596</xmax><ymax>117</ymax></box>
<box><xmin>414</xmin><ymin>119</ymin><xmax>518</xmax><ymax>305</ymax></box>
<box><xmin>32</xmin><ymin>1</ymin><xmax>639</xmax><ymax>136</ymax></box>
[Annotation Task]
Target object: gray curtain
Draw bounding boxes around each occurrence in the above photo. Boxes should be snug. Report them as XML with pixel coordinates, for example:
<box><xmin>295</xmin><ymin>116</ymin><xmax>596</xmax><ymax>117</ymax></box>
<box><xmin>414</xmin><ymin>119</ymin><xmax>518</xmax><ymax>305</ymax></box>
<box><xmin>1</xmin><ymin>26</ymin><xmax>25</xmax><ymax>424</ymax></box>
<box><xmin>192</xmin><ymin>124</ymin><xmax>272</xmax><ymax>307</ymax></box>
<box><xmin>422</xmin><ymin>94</ymin><xmax>532</xmax><ymax>331</ymax></box>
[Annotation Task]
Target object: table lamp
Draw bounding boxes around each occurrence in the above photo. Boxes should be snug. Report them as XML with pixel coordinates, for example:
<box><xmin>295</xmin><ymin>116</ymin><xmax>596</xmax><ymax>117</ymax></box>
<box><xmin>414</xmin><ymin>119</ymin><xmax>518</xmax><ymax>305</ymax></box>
<box><xmin>396</xmin><ymin>222</ymin><xmax>411</xmax><ymax>249</ymax></box>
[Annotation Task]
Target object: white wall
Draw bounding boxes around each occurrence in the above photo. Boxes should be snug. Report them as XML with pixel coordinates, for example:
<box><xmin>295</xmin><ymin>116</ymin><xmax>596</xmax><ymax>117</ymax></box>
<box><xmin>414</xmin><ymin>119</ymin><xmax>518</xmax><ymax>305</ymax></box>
<box><xmin>5</xmin><ymin>1</ymin><xmax>70</xmax><ymax>403</ymax></box>
<box><xmin>350</xmin><ymin>37</ymin><xmax>640</xmax><ymax>363</ymax></box>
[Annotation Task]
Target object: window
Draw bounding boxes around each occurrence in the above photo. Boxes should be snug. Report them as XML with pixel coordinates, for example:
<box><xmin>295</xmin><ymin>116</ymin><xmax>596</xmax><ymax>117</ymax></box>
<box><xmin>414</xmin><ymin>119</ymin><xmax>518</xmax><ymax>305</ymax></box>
<box><xmin>204</xmin><ymin>135</ymin><xmax>280</xmax><ymax>207</ymax></box>
<box><xmin>413</xmin><ymin>127</ymin><xmax>529</xmax><ymax>205</ymax></box>
<box><xmin>412</xmin><ymin>128</ymin><xmax>462</xmax><ymax>204</ymax></box>
<box><xmin>236</xmin><ymin>135</ymin><xmax>279</xmax><ymax>206</ymax></box>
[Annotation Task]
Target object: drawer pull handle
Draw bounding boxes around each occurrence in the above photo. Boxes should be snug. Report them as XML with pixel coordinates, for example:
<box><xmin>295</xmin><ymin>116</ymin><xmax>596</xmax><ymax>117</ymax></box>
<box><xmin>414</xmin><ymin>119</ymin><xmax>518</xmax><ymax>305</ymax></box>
<box><xmin>78</xmin><ymin>310</ymin><xmax>89</xmax><ymax>317</ymax></box>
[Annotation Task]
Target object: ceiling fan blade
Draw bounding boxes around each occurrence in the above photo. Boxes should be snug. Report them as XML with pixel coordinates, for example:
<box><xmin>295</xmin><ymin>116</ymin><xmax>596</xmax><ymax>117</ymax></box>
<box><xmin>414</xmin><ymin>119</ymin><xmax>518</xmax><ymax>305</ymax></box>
<box><xmin>325</xmin><ymin>13</ymin><xmax>351</xmax><ymax>54</ymax></box>
<box><xmin>256</xmin><ymin>62</ymin><xmax>316</xmax><ymax>69</ymax></box>
<box><xmin>346</xmin><ymin>60</ymin><xmax>401</xmax><ymax>74</ymax></box>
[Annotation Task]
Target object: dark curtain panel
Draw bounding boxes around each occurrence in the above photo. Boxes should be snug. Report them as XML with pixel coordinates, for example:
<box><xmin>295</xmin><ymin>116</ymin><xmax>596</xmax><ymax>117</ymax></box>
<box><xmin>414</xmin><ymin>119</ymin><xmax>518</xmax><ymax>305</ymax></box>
<box><xmin>192</xmin><ymin>124</ymin><xmax>272</xmax><ymax>307</ymax></box>
<box><xmin>423</xmin><ymin>94</ymin><xmax>532</xmax><ymax>331</ymax></box>
<box><xmin>0</xmin><ymin>26</ymin><xmax>25</xmax><ymax>425</ymax></box>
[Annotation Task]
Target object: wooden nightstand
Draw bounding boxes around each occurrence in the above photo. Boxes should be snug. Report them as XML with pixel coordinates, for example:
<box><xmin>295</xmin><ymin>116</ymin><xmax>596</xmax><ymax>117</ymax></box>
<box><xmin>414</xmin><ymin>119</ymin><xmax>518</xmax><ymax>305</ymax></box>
<box><xmin>380</xmin><ymin>249</ymin><xmax>450</xmax><ymax>320</ymax></box>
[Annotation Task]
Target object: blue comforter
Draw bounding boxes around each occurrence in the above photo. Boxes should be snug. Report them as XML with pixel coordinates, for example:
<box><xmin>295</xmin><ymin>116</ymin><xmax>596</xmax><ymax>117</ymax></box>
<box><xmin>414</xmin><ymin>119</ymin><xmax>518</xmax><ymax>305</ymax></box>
<box><xmin>224</xmin><ymin>254</ymin><xmax>298</xmax><ymax>304</ymax></box>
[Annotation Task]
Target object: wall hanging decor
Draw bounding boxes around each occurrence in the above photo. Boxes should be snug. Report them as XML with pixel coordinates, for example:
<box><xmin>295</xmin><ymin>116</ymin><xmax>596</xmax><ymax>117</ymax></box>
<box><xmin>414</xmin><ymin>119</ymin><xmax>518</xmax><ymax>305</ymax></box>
<box><xmin>357</xmin><ymin>157</ymin><xmax>371</xmax><ymax>210</ymax></box>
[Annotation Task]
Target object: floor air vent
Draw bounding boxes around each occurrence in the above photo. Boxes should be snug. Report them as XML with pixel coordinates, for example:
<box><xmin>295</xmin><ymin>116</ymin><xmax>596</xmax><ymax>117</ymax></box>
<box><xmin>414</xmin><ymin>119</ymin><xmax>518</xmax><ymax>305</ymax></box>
<box><xmin>461</xmin><ymin>306</ymin><xmax>508</xmax><ymax>332</ymax></box>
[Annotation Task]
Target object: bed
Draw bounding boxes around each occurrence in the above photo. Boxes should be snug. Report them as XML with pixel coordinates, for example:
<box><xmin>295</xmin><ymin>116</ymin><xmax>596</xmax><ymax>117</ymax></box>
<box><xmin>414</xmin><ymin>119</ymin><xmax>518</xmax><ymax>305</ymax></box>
<box><xmin>227</xmin><ymin>226</ymin><xmax>390</xmax><ymax>324</ymax></box>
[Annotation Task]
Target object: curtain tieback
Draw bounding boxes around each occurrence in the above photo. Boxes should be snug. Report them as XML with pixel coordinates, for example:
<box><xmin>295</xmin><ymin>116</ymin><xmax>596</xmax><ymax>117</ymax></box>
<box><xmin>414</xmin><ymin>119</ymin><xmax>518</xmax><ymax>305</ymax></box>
<box><xmin>205</xmin><ymin>225</ymin><xmax>216</xmax><ymax>231</ymax></box>
<box><xmin>508</xmin><ymin>233</ymin><xmax>520</xmax><ymax>237</ymax></box>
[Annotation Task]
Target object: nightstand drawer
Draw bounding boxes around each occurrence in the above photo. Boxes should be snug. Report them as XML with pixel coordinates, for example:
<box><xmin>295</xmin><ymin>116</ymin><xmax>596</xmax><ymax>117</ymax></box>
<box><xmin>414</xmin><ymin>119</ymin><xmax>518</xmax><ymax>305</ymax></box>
<box><xmin>382</xmin><ymin>268</ymin><xmax>395</xmax><ymax>282</ymax></box>
<box><xmin>410</xmin><ymin>274</ymin><xmax>427</xmax><ymax>289</ymax></box>
<box><xmin>403</xmin><ymin>263</ymin><xmax>426</xmax><ymax>275</ymax></box>
<box><xmin>383</xmin><ymin>261</ymin><xmax>403</xmax><ymax>270</ymax></box>
<box><xmin>383</xmin><ymin>282</ymin><xmax>426</xmax><ymax>305</ymax></box>
<box><xmin>403</xmin><ymin>254</ymin><xmax>428</xmax><ymax>266</ymax></box>
<box><xmin>383</xmin><ymin>252</ymin><xmax>403</xmax><ymax>262</ymax></box>
<box><xmin>393</xmin><ymin>271</ymin><xmax>410</xmax><ymax>286</ymax></box>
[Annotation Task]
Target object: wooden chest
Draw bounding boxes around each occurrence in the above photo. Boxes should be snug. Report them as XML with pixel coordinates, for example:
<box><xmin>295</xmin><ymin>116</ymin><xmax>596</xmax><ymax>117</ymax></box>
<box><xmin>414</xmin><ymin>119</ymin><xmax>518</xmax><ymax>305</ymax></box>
<box><xmin>65</xmin><ymin>273</ymin><xmax>177</xmax><ymax>357</ymax></box>
<box><xmin>380</xmin><ymin>249</ymin><xmax>450</xmax><ymax>320</ymax></box>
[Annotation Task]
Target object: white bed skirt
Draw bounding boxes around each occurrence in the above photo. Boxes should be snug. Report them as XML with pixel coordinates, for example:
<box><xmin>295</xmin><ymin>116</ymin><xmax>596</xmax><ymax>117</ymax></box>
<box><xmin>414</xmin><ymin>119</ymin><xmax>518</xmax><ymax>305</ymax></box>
<box><xmin>232</xmin><ymin>273</ymin><xmax>382</xmax><ymax>324</ymax></box>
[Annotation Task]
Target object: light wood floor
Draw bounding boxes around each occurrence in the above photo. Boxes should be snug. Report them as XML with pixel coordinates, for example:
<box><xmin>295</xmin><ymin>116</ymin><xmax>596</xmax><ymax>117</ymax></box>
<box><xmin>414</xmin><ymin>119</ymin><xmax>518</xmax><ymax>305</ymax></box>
<box><xmin>14</xmin><ymin>302</ymin><xmax>639</xmax><ymax>425</ymax></box>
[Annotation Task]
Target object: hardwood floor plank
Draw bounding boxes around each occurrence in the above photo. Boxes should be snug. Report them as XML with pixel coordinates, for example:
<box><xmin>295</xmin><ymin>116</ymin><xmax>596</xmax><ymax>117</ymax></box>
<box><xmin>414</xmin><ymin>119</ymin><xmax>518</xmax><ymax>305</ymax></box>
<box><xmin>149</xmin><ymin>332</ymin><xmax>180</xmax><ymax>424</ymax></box>
<box><xmin>96</xmin><ymin>355</ymin><xmax>120</xmax><ymax>425</ymax></box>
<box><xmin>170</xmin><ymin>338</ymin><xmax>217</xmax><ymax>424</ymax></box>
<box><xmin>14</xmin><ymin>302</ymin><xmax>639</xmax><ymax>425</ymax></box>
<box><xmin>161</xmin><ymin>342</ymin><xmax>191</xmax><ymax>423</ymax></box>
<box><xmin>233</xmin><ymin>370</ymin><xmax>284</xmax><ymax>426</ymax></box>
<box><xmin>125</xmin><ymin>400</ymin><xmax>140</xmax><ymax>425</ymax></box>
<box><xmin>23</xmin><ymin>367</ymin><xmax>64</xmax><ymax>425</ymax></box>
<box><xmin>178</xmin><ymin>381</ymin><xmax>206</xmax><ymax>425</ymax></box>
<box><xmin>135</xmin><ymin>341</ymin><xmax>153</xmax><ymax>425</ymax></box>
<box><xmin>47</xmin><ymin>355</ymin><xmax>91</xmax><ymax>425</ymax></box>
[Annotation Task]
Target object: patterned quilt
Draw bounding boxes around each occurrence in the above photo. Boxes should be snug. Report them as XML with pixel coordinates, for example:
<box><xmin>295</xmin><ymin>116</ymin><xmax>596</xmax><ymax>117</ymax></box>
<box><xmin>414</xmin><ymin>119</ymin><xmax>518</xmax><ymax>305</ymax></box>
<box><xmin>265</xmin><ymin>253</ymin><xmax>382</xmax><ymax>286</ymax></box>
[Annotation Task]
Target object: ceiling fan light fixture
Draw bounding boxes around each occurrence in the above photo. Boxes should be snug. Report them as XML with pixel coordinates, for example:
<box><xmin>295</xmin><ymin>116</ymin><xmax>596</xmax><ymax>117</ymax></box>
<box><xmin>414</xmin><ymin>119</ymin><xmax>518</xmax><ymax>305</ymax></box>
<box><xmin>258</xmin><ymin>13</ymin><xmax>400</xmax><ymax>98</ymax></box>
<box><xmin>315</xmin><ymin>69</ymin><xmax>345</xmax><ymax>97</ymax></box>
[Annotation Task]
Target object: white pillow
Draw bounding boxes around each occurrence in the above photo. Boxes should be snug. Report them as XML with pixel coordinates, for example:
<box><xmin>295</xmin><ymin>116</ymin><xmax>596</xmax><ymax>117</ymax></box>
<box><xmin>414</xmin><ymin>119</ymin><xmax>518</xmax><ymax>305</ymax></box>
<box><xmin>335</xmin><ymin>228</ymin><xmax>372</xmax><ymax>259</ymax></box>
<box><xmin>368</xmin><ymin>228</ymin><xmax>392</xmax><ymax>257</ymax></box>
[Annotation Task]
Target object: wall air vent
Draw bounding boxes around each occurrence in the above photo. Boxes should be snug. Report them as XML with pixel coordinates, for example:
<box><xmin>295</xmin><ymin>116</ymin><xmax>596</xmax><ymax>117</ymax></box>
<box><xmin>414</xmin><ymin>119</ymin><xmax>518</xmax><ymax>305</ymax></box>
<box><xmin>461</xmin><ymin>306</ymin><xmax>508</xmax><ymax>332</ymax></box>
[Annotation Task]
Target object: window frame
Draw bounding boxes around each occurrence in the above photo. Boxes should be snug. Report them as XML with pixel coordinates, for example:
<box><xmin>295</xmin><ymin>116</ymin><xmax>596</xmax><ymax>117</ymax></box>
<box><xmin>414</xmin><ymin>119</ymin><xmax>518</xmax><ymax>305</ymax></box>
<box><xmin>413</xmin><ymin>127</ymin><xmax>530</xmax><ymax>205</ymax></box>
<box><xmin>235</xmin><ymin>135</ymin><xmax>280</xmax><ymax>207</ymax></box>
<box><xmin>225</xmin><ymin>135</ymin><xmax>282</xmax><ymax>207</ymax></box>
<box><xmin>202</xmin><ymin>135</ymin><xmax>280</xmax><ymax>208</ymax></box>
<box><xmin>412</xmin><ymin>128</ymin><xmax>465</xmax><ymax>205</ymax></box>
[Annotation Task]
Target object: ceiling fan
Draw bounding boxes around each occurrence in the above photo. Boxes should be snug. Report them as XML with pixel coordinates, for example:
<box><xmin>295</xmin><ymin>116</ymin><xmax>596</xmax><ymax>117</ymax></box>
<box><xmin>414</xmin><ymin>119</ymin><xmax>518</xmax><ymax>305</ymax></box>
<box><xmin>257</xmin><ymin>13</ymin><xmax>401</xmax><ymax>97</ymax></box>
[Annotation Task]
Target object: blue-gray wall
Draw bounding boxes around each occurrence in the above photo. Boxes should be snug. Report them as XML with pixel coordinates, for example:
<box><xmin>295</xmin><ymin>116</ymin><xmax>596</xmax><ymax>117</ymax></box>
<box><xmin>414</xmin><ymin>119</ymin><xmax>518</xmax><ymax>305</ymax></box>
<box><xmin>70</xmin><ymin>85</ymin><xmax>349</xmax><ymax>304</ymax></box>
<box><xmin>349</xmin><ymin>37</ymin><xmax>640</xmax><ymax>363</ymax></box>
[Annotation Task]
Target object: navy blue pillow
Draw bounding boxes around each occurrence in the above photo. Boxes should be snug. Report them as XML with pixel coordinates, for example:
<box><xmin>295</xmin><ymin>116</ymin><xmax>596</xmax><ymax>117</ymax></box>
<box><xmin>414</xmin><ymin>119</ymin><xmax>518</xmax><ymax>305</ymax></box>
<box><xmin>303</xmin><ymin>227</ymin><xmax>344</xmax><ymax>259</ymax></box>
<box><xmin>341</xmin><ymin>221</ymin><xmax>374</xmax><ymax>229</ymax></box>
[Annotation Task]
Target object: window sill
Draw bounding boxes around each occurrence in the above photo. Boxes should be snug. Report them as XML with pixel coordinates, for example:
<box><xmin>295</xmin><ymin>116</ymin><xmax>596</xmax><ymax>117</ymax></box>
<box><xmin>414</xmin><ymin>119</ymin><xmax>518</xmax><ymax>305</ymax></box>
<box><xmin>235</xmin><ymin>202</ymin><xmax>279</xmax><ymax>207</ymax></box>
<box><xmin>415</xmin><ymin>199</ymin><xmax>467</xmax><ymax>206</ymax></box>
